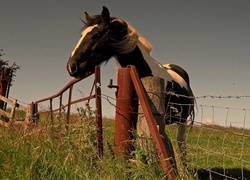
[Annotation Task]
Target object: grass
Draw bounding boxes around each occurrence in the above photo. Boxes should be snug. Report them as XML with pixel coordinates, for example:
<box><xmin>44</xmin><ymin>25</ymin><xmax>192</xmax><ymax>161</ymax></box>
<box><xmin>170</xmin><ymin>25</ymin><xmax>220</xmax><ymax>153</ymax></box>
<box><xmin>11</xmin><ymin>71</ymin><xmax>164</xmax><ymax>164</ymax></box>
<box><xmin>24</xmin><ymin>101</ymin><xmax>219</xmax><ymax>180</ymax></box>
<box><xmin>166</xmin><ymin>124</ymin><xmax>250</xmax><ymax>179</ymax></box>
<box><xmin>0</xmin><ymin>108</ymin><xmax>250</xmax><ymax>179</ymax></box>
<box><xmin>0</xmin><ymin>108</ymin><xmax>166</xmax><ymax>179</ymax></box>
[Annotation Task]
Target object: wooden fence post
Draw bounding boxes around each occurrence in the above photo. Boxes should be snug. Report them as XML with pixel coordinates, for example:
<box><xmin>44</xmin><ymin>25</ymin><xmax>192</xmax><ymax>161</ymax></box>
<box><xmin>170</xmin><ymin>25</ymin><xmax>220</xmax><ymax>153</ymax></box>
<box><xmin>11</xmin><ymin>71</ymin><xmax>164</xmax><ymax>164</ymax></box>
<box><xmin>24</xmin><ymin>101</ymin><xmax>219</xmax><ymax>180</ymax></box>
<box><xmin>27</xmin><ymin>102</ymin><xmax>36</xmax><ymax>123</ymax></box>
<box><xmin>137</xmin><ymin>77</ymin><xmax>177</xmax><ymax>170</ymax></box>
<box><xmin>9</xmin><ymin>99</ymin><xmax>17</xmax><ymax>123</ymax></box>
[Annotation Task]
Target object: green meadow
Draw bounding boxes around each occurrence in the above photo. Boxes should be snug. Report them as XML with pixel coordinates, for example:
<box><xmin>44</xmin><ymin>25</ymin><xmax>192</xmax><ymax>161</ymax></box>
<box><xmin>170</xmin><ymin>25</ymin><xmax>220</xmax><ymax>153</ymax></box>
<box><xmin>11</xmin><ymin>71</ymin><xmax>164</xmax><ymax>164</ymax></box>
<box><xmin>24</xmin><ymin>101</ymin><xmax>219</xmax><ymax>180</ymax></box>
<box><xmin>0</xmin><ymin>110</ymin><xmax>249</xmax><ymax>179</ymax></box>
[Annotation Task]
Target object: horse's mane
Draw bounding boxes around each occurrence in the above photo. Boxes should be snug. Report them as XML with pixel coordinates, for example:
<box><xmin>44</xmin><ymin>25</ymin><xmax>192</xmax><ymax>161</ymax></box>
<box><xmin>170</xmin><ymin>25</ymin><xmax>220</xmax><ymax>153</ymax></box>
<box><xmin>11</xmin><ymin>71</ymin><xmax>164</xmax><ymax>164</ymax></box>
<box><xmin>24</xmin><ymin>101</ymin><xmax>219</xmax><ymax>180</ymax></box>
<box><xmin>82</xmin><ymin>15</ymin><xmax>152</xmax><ymax>54</ymax></box>
<box><xmin>117</xmin><ymin>21</ymin><xmax>152</xmax><ymax>54</ymax></box>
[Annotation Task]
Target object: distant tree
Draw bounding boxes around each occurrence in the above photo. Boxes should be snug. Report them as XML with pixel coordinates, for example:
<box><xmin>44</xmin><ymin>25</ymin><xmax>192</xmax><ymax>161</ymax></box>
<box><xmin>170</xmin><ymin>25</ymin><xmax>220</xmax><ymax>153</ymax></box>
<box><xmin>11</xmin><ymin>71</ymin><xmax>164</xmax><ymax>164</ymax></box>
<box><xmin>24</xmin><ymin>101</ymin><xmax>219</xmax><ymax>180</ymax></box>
<box><xmin>0</xmin><ymin>49</ymin><xmax>20</xmax><ymax>72</ymax></box>
<box><xmin>0</xmin><ymin>49</ymin><xmax>21</xmax><ymax>84</ymax></box>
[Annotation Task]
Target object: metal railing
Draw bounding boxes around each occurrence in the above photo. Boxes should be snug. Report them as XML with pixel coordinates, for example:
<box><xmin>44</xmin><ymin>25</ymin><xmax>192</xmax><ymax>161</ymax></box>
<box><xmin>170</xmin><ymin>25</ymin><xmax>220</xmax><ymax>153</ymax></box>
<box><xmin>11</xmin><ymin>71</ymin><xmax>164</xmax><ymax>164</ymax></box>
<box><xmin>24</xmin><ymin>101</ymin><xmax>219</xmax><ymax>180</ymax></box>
<box><xmin>32</xmin><ymin>66</ymin><xmax>103</xmax><ymax>156</ymax></box>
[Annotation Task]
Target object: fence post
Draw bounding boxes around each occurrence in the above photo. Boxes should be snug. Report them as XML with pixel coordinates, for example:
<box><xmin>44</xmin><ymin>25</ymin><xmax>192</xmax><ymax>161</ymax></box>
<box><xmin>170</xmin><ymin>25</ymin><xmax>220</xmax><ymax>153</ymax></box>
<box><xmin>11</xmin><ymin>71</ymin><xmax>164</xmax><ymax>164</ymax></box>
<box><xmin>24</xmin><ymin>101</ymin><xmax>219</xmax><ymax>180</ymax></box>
<box><xmin>34</xmin><ymin>103</ymin><xmax>39</xmax><ymax>122</ymax></box>
<box><xmin>27</xmin><ymin>102</ymin><xmax>33</xmax><ymax>123</ymax></box>
<box><xmin>137</xmin><ymin>77</ymin><xmax>177</xmax><ymax>170</ymax></box>
<box><xmin>27</xmin><ymin>102</ymin><xmax>38</xmax><ymax>123</ymax></box>
<box><xmin>137</xmin><ymin>77</ymin><xmax>166</xmax><ymax>137</ymax></box>
<box><xmin>9</xmin><ymin>99</ymin><xmax>17</xmax><ymax>123</ymax></box>
<box><xmin>95</xmin><ymin>66</ymin><xmax>103</xmax><ymax>157</ymax></box>
<box><xmin>130</xmin><ymin>66</ymin><xmax>177</xmax><ymax>179</ymax></box>
<box><xmin>114</xmin><ymin>67</ymin><xmax>137</xmax><ymax>159</ymax></box>
<box><xmin>66</xmin><ymin>85</ymin><xmax>73</xmax><ymax>132</ymax></box>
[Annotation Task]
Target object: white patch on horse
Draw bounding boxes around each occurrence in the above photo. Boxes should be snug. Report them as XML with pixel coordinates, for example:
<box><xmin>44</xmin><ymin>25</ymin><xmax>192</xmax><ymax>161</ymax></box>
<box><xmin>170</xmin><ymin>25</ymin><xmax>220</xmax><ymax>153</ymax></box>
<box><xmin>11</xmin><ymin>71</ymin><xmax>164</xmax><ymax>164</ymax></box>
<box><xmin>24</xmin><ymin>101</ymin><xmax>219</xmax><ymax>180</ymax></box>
<box><xmin>166</xmin><ymin>69</ymin><xmax>188</xmax><ymax>89</ymax></box>
<box><xmin>112</xmin><ymin>21</ymin><xmax>188</xmax><ymax>90</ymax></box>
<box><xmin>163</xmin><ymin>64</ymin><xmax>188</xmax><ymax>89</ymax></box>
<box><xmin>70</xmin><ymin>25</ymin><xmax>98</xmax><ymax>57</ymax></box>
<box><xmin>163</xmin><ymin>64</ymin><xmax>171</xmax><ymax>69</ymax></box>
<box><xmin>137</xmin><ymin>42</ymin><xmax>188</xmax><ymax>89</ymax></box>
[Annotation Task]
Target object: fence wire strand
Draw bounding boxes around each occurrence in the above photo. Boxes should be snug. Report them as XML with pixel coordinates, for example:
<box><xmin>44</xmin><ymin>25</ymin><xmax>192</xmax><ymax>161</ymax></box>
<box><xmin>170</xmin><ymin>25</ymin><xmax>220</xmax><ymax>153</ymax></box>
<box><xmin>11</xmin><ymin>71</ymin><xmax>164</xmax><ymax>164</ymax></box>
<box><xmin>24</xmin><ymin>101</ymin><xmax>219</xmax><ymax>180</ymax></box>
<box><xmin>5</xmin><ymin>86</ymin><xmax>250</xmax><ymax>179</ymax></box>
<box><xmin>99</xmin><ymin>92</ymin><xmax>250</xmax><ymax>179</ymax></box>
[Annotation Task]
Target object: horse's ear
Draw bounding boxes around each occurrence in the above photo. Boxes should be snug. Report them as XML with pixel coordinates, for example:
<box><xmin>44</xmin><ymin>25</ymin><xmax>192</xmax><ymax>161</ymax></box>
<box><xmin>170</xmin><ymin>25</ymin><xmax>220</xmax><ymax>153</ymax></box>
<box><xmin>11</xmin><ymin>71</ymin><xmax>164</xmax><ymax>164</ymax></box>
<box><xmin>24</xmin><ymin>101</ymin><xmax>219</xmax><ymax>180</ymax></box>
<box><xmin>85</xmin><ymin>12</ymin><xmax>93</xmax><ymax>23</ymax></box>
<box><xmin>101</xmin><ymin>6</ymin><xmax>110</xmax><ymax>25</ymax></box>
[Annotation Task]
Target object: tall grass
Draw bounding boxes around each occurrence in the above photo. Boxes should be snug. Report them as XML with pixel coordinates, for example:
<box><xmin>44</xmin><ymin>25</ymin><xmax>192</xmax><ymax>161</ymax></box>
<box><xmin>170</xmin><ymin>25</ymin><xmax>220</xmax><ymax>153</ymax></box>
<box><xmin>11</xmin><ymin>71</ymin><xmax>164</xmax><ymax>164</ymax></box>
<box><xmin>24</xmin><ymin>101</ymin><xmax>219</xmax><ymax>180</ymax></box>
<box><xmin>0</xmin><ymin>107</ymin><xmax>166</xmax><ymax>179</ymax></box>
<box><xmin>1</xmin><ymin>106</ymin><xmax>250</xmax><ymax>179</ymax></box>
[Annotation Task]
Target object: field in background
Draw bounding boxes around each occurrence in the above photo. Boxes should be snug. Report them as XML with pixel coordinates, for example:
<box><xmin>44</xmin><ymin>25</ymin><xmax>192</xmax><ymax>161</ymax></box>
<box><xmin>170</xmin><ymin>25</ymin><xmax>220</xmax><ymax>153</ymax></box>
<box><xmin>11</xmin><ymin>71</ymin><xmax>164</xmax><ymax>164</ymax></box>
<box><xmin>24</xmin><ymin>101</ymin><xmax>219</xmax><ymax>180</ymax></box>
<box><xmin>0</xmin><ymin>112</ymin><xmax>250</xmax><ymax>179</ymax></box>
<box><xmin>167</xmin><ymin>124</ymin><xmax>250</xmax><ymax>179</ymax></box>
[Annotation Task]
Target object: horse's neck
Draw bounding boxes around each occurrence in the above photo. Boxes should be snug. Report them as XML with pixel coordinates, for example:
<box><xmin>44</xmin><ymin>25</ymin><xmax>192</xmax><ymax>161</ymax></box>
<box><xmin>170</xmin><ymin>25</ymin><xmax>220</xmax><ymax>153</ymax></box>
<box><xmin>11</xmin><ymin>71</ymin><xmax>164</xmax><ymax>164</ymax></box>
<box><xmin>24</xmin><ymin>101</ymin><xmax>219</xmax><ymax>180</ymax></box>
<box><xmin>115</xmin><ymin>41</ymin><xmax>190</xmax><ymax>92</ymax></box>
<box><xmin>115</xmin><ymin>43</ymin><xmax>153</xmax><ymax>78</ymax></box>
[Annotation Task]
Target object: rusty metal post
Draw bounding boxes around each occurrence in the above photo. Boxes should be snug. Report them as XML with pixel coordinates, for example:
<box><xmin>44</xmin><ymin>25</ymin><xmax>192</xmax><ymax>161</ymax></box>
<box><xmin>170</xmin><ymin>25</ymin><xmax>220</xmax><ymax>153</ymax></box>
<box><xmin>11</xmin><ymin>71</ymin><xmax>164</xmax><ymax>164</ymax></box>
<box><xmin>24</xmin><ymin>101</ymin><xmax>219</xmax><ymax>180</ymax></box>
<box><xmin>114</xmin><ymin>67</ymin><xmax>137</xmax><ymax>159</ymax></box>
<box><xmin>28</xmin><ymin>102</ymin><xmax>34</xmax><ymax>115</ymax></box>
<box><xmin>66</xmin><ymin>85</ymin><xmax>73</xmax><ymax>132</ymax></box>
<box><xmin>94</xmin><ymin>66</ymin><xmax>103</xmax><ymax>157</ymax></box>
<box><xmin>34</xmin><ymin>103</ymin><xmax>39</xmax><ymax>122</ymax></box>
<box><xmin>137</xmin><ymin>76</ymin><xmax>177</xmax><ymax>172</ymax></box>
<box><xmin>130</xmin><ymin>66</ymin><xmax>176</xmax><ymax>179</ymax></box>
<box><xmin>50</xmin><ymin>99</ymin><xmax>54</xmax><ymax>130</ymax></box>
<box><xmin>28</xmin><ymin>102</ymin><xmax>35</xmax><ymax>122</ymax></box>
<box><xmin>58</xmin><ymin>94</ymin><xmax>63</xmax><ymax>140</ymax></box>
<box><xmin>59</xmin><ymin>94</ymin><xmax>63</xmax><ymax>117</ymax></box>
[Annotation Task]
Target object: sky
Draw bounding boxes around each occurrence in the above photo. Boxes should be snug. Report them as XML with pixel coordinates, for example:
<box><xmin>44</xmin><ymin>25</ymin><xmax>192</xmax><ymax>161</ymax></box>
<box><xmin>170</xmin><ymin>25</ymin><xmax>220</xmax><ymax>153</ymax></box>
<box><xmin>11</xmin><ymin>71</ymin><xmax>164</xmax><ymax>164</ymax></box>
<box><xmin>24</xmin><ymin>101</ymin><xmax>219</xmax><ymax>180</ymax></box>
<box><xmin>1</xmin><ymin>0</ymin><xmax>250</xmax><ymax>128</ymax></box>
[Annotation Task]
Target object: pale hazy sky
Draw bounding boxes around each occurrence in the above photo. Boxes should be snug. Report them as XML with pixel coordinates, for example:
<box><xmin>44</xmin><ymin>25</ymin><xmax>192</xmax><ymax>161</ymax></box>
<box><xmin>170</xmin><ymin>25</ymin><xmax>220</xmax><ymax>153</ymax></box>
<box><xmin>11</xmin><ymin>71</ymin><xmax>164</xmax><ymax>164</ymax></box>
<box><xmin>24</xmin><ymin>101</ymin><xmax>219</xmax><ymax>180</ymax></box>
<box><xmin>1</xmin><ymin>0</ymin><xmax>250</xmax><ymax>128</ymax></box>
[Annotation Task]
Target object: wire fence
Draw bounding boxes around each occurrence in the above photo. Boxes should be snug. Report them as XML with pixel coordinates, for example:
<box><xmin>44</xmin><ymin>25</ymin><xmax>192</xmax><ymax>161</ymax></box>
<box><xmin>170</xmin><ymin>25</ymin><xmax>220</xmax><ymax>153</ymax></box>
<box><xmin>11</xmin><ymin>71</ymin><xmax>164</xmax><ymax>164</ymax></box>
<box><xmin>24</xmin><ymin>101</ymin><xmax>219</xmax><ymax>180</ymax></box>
<box><xmin>101</xmin><ymin>91</ymin><xmax>250</xmax><ymax>179</ymax></box>
<box><xmin>7</xmin><ymin>81</ymin><xmax>250</xmax><ymax>179</ymax></box>
<box><xmin>185</xmin><ymin>104</ymin><xmax>250</xmax><ymax>179</ymax></box>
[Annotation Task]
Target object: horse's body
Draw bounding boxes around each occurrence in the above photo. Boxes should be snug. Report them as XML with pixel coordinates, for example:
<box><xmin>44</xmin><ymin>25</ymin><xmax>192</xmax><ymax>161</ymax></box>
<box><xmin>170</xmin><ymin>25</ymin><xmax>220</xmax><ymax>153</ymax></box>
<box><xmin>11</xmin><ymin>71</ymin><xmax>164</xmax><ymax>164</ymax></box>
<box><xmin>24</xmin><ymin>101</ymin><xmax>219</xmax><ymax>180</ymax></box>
<box><xmin>67</xmin><ymin>6</ymin><xmax>195</xmax><ymax>156</ymax></box>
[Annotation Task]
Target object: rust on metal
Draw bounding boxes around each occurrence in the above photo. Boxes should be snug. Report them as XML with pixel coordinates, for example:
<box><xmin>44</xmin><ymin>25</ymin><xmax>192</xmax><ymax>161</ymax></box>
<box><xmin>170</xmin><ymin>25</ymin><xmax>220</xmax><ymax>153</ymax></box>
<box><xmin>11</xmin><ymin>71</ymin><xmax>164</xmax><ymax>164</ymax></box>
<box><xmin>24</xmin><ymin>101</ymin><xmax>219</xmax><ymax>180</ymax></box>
<box><xmin>107</xmin><ymin>79</ymin><xmax>118</xmax><ymax>89</ymax></box>
<box><xmin>38</xmin><ymin>95</ymin><xmax>96</xmax><ymax>114</ymax></box>
<box><xmin>95</xmin><ymin>66</ymin><xmax>103</xmax><ymax>157</ymax></box>
<box><xmin>35</xmin><ymin>78</ymin><xmax>82</xmax><ymax>104</ymax></box>
<box><xmin>114</xmin><ymin>67</ymin><xmax>137</xmax><ymax>160</ymax></box>
<box><xmin>49</xmin><ymin>99</ymin><xmax>53</xmax><ymax>125</ymax></box>
<box><xmin>129</xmin><ymin>65</ymin><xmax>176</xmax><ymax>179</ymax></box>
<box><xmin>66</xmin><ymin>85</ymin><xmax>73</xmax><ymax>132</ymax></box>
<box><xmin>33</xmin><ymin>66</ymin><xmax>103</xmax><ymax>158</ymax></box>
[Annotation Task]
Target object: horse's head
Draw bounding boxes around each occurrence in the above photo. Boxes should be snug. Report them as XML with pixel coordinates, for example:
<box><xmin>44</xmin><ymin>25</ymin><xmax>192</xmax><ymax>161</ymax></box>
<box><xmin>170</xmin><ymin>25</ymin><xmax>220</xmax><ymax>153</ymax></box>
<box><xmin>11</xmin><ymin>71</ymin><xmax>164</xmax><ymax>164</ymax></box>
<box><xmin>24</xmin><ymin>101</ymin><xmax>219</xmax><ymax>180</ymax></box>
<box><xmin>67</xmin><ymin>6</ymin><xmax>129</xmax><ymax>78</ymax></box>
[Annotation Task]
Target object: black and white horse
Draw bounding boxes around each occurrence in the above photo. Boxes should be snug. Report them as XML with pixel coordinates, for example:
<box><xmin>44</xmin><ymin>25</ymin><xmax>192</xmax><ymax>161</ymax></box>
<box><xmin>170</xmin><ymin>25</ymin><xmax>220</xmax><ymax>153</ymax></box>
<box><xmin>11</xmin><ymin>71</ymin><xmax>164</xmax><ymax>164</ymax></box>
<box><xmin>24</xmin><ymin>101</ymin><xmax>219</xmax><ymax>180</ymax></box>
<box><xmin>67</xmin><ymin>6</ymin><xmax>195</xmax><ymax>156</ymax></box>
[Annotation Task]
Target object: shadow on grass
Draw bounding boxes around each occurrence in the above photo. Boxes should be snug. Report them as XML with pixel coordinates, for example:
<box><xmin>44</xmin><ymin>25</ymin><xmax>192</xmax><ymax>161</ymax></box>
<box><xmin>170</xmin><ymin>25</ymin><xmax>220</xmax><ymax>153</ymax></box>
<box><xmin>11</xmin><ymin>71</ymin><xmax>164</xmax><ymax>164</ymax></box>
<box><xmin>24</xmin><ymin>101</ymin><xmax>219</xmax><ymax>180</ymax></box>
<box><xmin>197</xmin><ymin>168</ymin><xmax>250</xmax><ymax>179</ymax></box>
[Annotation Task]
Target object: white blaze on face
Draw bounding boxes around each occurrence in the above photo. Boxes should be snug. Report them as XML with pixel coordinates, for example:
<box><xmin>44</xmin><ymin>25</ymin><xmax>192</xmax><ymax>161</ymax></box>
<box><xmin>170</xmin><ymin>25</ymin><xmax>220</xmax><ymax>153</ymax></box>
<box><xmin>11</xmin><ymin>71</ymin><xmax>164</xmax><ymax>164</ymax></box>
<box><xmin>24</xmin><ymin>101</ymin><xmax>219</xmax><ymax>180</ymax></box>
<box><xmin>70</xmin><ymin>25</ymin><xmax>98</xmax><ymax>57</ymax></box>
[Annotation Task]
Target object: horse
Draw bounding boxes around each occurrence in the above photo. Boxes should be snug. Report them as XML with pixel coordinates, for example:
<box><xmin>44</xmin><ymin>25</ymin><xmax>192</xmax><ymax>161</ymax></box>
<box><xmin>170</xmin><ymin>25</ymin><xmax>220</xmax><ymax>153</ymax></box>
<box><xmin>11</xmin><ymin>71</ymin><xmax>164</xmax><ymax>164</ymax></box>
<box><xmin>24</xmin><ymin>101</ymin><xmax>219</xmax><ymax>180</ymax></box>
<box><xmin>67</xmin><ymin>6</ymin><xmax>195</xmax><ymax>158</ymax></box>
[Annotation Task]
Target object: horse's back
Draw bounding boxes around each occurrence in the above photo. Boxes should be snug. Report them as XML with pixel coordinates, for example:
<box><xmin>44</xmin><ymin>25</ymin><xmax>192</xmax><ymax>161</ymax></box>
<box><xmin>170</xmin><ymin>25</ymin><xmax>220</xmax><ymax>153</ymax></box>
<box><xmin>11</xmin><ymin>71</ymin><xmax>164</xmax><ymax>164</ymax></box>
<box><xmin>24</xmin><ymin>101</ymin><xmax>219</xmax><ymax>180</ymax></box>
<box><xmin>163</xmin><ymin>64</ymin><xmax>190</xmax><ymax>87</ymax></box>
<box><xmin>163</xmin><ymin>64</ymin><xmax>195</xmax><ymax>124</ymax></box>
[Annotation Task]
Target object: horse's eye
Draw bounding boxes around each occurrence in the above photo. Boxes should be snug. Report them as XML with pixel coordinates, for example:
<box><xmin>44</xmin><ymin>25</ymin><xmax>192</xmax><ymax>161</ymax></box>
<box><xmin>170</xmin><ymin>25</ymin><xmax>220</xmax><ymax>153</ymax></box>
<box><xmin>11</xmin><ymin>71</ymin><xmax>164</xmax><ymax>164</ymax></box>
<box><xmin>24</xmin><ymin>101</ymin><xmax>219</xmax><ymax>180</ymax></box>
<box><xmin>93</xmin><ymin>33</ymin><xmax>101</xmax><ymax>38</ymax></box>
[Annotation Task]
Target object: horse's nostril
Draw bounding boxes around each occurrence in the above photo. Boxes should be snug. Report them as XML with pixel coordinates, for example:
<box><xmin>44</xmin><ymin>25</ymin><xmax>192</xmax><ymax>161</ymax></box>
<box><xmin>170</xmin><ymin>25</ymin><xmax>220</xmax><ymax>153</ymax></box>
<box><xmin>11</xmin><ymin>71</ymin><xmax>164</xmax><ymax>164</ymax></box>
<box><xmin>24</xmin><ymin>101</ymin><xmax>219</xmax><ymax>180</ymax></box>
<box><xmin>71</xmin><ymin>63</ymin><xmax>77</xmax><ymax>73</ymax></box>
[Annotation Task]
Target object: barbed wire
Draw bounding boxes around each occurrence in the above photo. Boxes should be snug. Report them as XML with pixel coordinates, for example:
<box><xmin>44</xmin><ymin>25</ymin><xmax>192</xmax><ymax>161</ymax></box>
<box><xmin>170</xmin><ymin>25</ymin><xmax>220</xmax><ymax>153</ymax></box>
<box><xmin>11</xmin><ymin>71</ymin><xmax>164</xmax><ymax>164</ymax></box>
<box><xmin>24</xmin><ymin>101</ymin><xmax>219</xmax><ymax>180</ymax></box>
<box><xmin>193</xmin><ymin>120</ymin><xmax>250</xmax><ymax>138</ymax></box>
<box><xmin>20</xmin><ymin>91</ymin><xmax>250</xmax><ymax>113</ymax></box>
<box><xmin>194</xmin><ymin>94</ymin><xmax>250</xmax><ymax>99</ymax></box>
<box><xmin>4</xmin><ymin>84</ymin><xmax>250</xmax><ymax>108</ymax></box>
<box><xmin>6</xmin><ymin>95</ymin><xmax>30</xmax><ymax>105</ymax></box>
<box><xmin>5</xmin><ymin>89</ymin><xmax>249</xmax><ymax>179</ymax></box>
<box><xmin>6</xmin><ymin>88</ymin><xmax>248</xmax><ymax>179</ymax></box>
<box><xmin>99</xmin><ymin>93</ymin><xmax>250</xmax><ymax>123</ymax></box>
<box><xmin>164</xmin><ymin>91</ymin><xmax>250</xmax><ymax>100</ymax></box>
